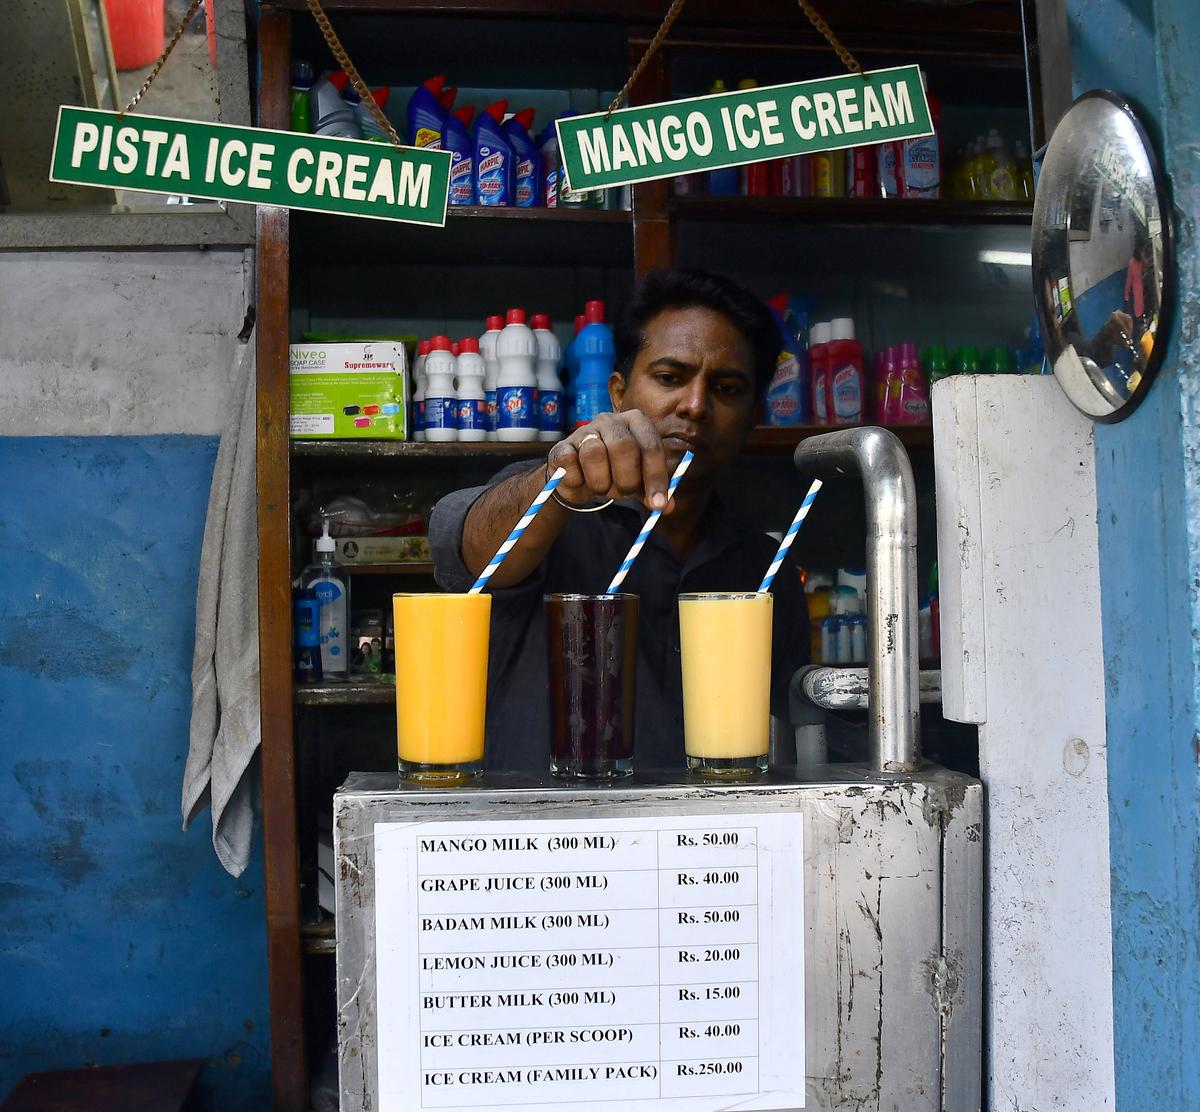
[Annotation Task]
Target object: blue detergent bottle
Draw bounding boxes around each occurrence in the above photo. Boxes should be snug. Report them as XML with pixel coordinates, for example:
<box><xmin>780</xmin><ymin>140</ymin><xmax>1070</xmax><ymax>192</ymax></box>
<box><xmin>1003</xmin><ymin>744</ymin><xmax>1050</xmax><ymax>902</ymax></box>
<box><xmin>574</xmin><ymin>300</ymin><xmax>615</xmax><ymax>428</ymax></box>
<box><xmin>444</xmin><ymin>106</ymin><xmax>474</xmax><ymax>206</ymax></box>
<box><xmin>562</xmin><ymin>312</ymin><xmax>584</xmax><ymax>428</ymax></box>
<box><xmin>503</xmin><ymin>107</ymin><xmax>539</xmax><ymax>208</ymax></box>
<box><xmin>473</xmin><ymin>100</ymin><xmax>512</xmax><ymax>206</ymax></box>
<box><xmin>407</xmin><ymin>75</ymin><xmax>447</xmax><ymax>149</ymax></box>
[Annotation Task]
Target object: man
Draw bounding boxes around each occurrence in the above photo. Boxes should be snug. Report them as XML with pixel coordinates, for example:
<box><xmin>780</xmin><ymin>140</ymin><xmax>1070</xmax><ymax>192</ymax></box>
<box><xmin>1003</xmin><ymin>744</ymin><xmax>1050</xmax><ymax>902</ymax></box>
<box><xmin>429</xmin><ymin>268</ymin><xmax>809</xmax><ymax>771</ymax></box>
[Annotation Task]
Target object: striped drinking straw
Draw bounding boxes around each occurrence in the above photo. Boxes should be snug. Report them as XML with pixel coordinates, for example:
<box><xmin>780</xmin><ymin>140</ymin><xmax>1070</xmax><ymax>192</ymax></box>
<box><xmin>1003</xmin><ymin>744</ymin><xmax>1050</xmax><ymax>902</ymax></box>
<box><xmin>757</xmin><ymin>479</ymin><xmax>823</xmax><ymax>593</ymax></box>
<box><xmin>469</xmin><ymin>467</ymin><xmax>567</xmax><ymax>594</ymax></box>
<box><xmin>605</xmin><ymin>450</ymin><xmax>694</xmax><ymax>595</ymax></box>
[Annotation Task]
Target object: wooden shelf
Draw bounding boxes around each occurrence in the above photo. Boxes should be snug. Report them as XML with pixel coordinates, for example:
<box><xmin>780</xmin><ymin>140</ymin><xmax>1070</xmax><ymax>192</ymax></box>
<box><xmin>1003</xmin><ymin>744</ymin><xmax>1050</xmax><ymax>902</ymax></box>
<box><xmin>445</xmin><ymin>205</ymin><xmax>629</xmax><ymax>224</ymax></box>
<box><xmin>341</xmin><ymin>561</ymin><xmax>435</xmax><ymax>575</ymax></box>
<box><xmin>669</xmin><ymin>196</ymin><xmax>1034</xmax><ymax>226</ymax></box>
<box><xmin>295</xmin><ymin>680</ymin><xmax>395</xmax><ymax>706</ymax></box>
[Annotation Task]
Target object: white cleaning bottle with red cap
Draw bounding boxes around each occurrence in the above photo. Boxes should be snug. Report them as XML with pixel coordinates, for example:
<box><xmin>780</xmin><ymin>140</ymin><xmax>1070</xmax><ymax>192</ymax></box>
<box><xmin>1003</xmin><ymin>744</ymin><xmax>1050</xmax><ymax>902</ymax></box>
<box><xmin>423</xmin><ymin>335</ymin><xmax>458</xmax><ymax>442</ymax></box>
<box><xmin>531</xmin><ymin>313</ymin><xmax>564</xmax><ymax>442</ymax></box>
<box><xmin>496</xmin><ymin>308</ymin><xmax>538</xmax><ymax>441</ymax></box>
<box><xmin>479</xmin><ymin>314</ymin><xmax>503</xmax><ymax>441</ymax></box>
<box><xmin>455</xmin><ymin>337</ymin><xmax>487</xmax><ymax>442</ymax></box>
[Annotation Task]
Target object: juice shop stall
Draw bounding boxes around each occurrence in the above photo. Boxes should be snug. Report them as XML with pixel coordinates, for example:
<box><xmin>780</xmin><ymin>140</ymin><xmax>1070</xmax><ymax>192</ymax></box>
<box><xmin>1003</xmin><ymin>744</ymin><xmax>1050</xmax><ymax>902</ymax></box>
<box><xmin>226</xmin><ymin>2</ymin><xmax>1182</xmax><ymax>1110</ymax></box>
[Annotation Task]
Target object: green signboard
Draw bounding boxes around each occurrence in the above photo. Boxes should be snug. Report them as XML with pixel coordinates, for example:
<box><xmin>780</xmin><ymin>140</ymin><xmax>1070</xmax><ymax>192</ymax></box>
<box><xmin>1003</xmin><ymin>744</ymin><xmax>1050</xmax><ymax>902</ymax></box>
<box><xmin>558</xmin><ymin>65</ymin><xmax>933</xmax><ymax>192</ymax></box>
<box><xmin>50</xmin><ymin>106</ymin><xmax>451</xmax><ymax>225</ymax></box>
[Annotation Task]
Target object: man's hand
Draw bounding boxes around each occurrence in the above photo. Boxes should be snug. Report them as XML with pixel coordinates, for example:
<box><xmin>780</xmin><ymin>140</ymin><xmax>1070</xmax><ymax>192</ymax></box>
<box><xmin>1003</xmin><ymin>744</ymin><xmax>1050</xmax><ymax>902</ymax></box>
<box><xmin>548</xmin><ymin>411</ymin><xmax>673</xmax><ymax>513</ymax></box>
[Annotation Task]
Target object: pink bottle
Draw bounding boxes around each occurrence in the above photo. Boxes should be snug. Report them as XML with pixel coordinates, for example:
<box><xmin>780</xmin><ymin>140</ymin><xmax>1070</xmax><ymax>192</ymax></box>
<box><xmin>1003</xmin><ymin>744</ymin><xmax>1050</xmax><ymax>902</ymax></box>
<box><xmin>878</xmin><ymin>346</ymin><xmax>903</xmax><ymax>424</ymax></box>
<box><xmin>894</xmin><ymin>342</ymin><xmax>931</xmax><ymax>424</ymax></box>
<box><xmin>809</xmin><ymin>322</ymin><xmax>832</xmax><ymax>425</ymax></box>
<box><xmin>827</xmin><ymin>318</ymin><xmax>865</xmax><ymax>425</ymax></box>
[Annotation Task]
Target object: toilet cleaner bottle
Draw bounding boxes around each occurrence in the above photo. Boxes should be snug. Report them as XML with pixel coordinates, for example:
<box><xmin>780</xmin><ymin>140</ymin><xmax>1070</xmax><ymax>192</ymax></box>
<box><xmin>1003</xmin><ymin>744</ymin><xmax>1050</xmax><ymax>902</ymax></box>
<box><xmin>444</xmin><ymin>106</ymin><xmax>475</xmax><ymax>206</ymax></box>
<box><xmin>496</xmin><ymin>308</ymin><xmax>539</xmax><ymax>441</ymax></box>
<box><xmin>503</xmin><ymin>108</ymin><xmax>539</xmax><ymax>208</ymax></box>
<box><xmin>302</xmin><ymin>521</ymin><xmax>351</xmax><ymax>681</ymax></box>
<box><xmin>574</xmin><ymin>300</ymin><xmax>615</xmax><ymax>427</ymax></box>
<box><xmin>407</xmin><ymin>75</ymin><xmax>447</xmax><ymax>149</ymax></box>
<box><xmin>531</xmin><ymin>313</ymin><xmax>564</xmax><ymax>442</ymax></box>
<box><xmin>473</xmin><ymin>100</ymin><xmax>512</xmax><ymax>206</ymax></box>
<box><xmin>455</xmin><ymin>337</ymin><xmax>487</xmax><ymax>442</ymax></box>
<box><xmin>827</xmin><ymin>318</ymin><xmax>865</xmax><ymax>425</ymax></box>
<box><xmin>479</xmin><ymin>314</ymin><xmax>503</xmax><ymax>440</ymax></box>
<box><xmin>423</xmin><ymin>335</ymin><xmax>458</xmax><ymax>442</ymax></box>
<box><xmin>411</xmin><ymin>338</ymin><xmax>429</xmax><ymax>442</ymax></box>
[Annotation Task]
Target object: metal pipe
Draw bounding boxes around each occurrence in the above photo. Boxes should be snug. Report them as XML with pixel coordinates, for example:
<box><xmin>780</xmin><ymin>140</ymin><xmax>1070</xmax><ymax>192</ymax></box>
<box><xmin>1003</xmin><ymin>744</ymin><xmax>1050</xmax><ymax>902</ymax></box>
<box><xmin>800</xmin><ymin>666</ymin><xmax>942</xmax><ymax>711</ymax></box>
<box><xmin>794</xmin><ymin>428</ymin><xmax>921</xmax><ymax>771</ymax></box>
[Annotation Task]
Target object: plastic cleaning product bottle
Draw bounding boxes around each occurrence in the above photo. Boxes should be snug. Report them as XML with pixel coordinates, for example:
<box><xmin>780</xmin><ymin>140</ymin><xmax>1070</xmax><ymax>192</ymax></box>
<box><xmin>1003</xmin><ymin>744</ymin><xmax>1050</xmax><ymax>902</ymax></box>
<box><xmin>877</xmin><ymin>346</ymin><xmax>900</xmax><ymax>422</ymax></box>
<box><xmin>1014</xmin><ymin>140</ymin><xmax>1035</xmax><ymax>201</ymax></box>
<box><xmin>423</xmin><ymin>335</ymin><xmax>458</xmax><ymax>442</ymax></box>
<box><xmin>878</xmin><ymin>142</ymin><xmax>899</xmax><ymax>197</ymax></box>
<box><xmin>356</xmin><ymin>87</ymin><xmax>392</xmax><ymax>142</ymax></box>
<box><xmin>444</xmin><ymin>106</ymin><xmax>474</xmax><ymax>206</ymax></box>
<box><xmin>563</xmin><ymin>313</ymin><xmax>584</xmax><ymax>429</ymax></box>
<box><xmin>480</xmin><ymin>314</ymin><xmax>503</xmax><ymax>440</ymax></box>
<box><xmin>898</xmin><ymin>73</ymin><xmax>941</xmax><ymax>198</ymax></box>
<box><xmin>532</xmin><ymin>314</ymin><xmax>564</xmax><ymax>442</ymax></box>
<box><xmin>574</xmin><ymin>300</ymin><xmax>615</xmax><ymax>427</ymax></box>
<box><xmin>473</xmin><ymin>100</ymin><xmax>512</xmax><ymax>206</ymax></box>
<box><xmin>707</xmin><ymin>81</ymin><xmax>739</xmax><ymax>196</ymax></box>
<box><xmin>811</xmin><ymin>149</ymin><xmax>845</xmax><ymax>198</ymax></box>
<box><xmin>538</xmin><ymin>124</ymin><xmax>561</xmax><ymax>207</ymax></box>
<box><xmin>290</xmin><ymin>62</ymin><xmax>314</xmax><ymax>132</ymax></box>
<box><xmin>455</xmin><ymin>337</ymin><xmax>487</xmax><ymax>442</ymax></box>
<box><xmin>850</xmin><ymin>146</ymin><xmax>877</xmax><ymax>197</ymax></box>
<box><xmin>503</xmin><ymin>108</ymin><xmax>539</xmax><ymax>208</ymax></box>
<box><xmin>496</xmin><ymin>308</ymin><xmax>538</xmax><ymax>441</ymax></box>
<box><xmin>925</xmin><ymin>343</ymin><xmax>952</xmax><ymax>388</ymax></box>
<box><xmin>764</xmin><ymin>293</ymin><xmax>808</xmax><ymax>425</ymax></box>
<box><xmin>808</xmin><ymin>321</ymin><xmax>832</xmax><ymax>425</ymax></box>
<box><xmin>952</xmin><ymin>344</ymin><xmax>982</xmax><ymax>375</ymax></box>
<box><xmin>439</xmin><ymin>85</ymin><xmax>458</xmax><ymax>113</ymax></box>
<box><xmin>558</xmin><ymin>112</ymin><xmax>600</xmax><ymax>209</ymax></box>
<box><xmin>895</xmin><ymin>342</ymin><xmax>930</xmax><ymax>424</ymax></box>
<box><xmin>293</xmin><ymin>587</ymin><xmax>322</xmax><ymax>682</ymax></box>
<box><xmin>309</xmin><ymin>71</ymin><xmax>360</xmax><ymax>139</ymax></box>
<box><xmin>412</xmin><ymin>338</ymin><xmax>429</xmax><ymax>442</ymax></box>
<box><xmin>805</xmin><ymin>573</ymin><xmax>833</xmax><ymax>662</ymax></box>
<box><xmin>827</xmin><ymin>318</ymin><xmax>864</xmax><ymax>425</ymax></box>
<box><xmin>984</xmin><ymin>129</ymin><xmax>1018</xmax><ymax>200</ymax></box>
<box><xmin>302</xmin><ymin>522</ymin><xmax>350</xmax><ymax>681</ymax></box>
<box><xmin>408</xmin><ymin>75</ymin><xmax>447</xmax><ymax>150</ymax></box>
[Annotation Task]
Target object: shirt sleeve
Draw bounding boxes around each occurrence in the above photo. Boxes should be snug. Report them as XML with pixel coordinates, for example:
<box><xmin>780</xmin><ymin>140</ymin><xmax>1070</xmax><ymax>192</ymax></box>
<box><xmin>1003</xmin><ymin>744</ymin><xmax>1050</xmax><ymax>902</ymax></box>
<box><xmin>428</xmin><ymin>460</ymin><xmax>550</xmax><ymax>594</ymax></box>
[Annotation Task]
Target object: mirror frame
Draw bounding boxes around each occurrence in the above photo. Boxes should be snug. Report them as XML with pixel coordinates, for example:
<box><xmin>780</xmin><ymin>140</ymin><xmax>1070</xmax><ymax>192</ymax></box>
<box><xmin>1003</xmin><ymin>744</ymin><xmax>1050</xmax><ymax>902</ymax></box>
<box><xmin>1033</xmin><ymin>88</ymin><xmax>1176</xmax><ymax>424</ymax></box>
<box><xmin>0</xmin><ymin>0</ymin><xmax>254</xmax><ymax>249</ymax></box>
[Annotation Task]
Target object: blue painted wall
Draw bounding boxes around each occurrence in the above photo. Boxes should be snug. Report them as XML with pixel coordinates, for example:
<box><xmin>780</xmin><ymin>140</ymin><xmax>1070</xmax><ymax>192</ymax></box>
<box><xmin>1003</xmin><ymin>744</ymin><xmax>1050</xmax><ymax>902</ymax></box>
<box><xmin>1065</xmin><ymin>0</ymin><xmax>1200</xmax><ymax>1106</ymax></box>
<box><xmin>0</xmin><ymin>436</ymin><xmax>271</xmax><ymax>1108</ymax></box>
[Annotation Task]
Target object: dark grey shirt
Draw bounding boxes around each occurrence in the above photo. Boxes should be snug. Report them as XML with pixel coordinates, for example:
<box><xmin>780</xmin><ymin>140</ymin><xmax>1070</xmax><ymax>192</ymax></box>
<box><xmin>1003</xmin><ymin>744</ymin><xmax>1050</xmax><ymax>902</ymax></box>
<box><xmin>429</xmin><ymin>461</ymin><xmax>809</xmax><ymax>772</ymax></box>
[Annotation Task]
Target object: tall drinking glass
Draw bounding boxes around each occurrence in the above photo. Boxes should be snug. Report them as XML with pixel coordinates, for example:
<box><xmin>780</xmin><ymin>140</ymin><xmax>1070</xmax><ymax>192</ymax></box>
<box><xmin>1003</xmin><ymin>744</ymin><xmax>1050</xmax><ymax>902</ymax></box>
<box><xmin>545</xmin><ymin>593</ymin><xmax>638</xmax><ymax>778</ymax></box>
<box><xmin>392</xmin><ymin>592</ymin><xmax>491</xmax><ymax>781</ymax></box>
<box><xmin>678</xmin><ymin>591</ymin><xmax>772</xmax><ymax>776</ymax></box>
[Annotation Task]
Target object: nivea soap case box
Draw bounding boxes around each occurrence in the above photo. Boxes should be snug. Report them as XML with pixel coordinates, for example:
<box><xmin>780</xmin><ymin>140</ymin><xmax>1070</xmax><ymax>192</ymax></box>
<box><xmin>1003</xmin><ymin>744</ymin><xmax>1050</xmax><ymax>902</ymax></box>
<box><xmin>289</xmin><ymin>342</ymin><xmax>408</xmax><ymax>440</ymax></box>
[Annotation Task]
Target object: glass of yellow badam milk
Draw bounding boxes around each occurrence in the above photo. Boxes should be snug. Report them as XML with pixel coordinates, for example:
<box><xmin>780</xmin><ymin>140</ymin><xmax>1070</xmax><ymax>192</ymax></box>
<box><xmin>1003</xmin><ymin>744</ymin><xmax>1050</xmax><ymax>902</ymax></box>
<box><xmin>393</xmin><ymin>593</ymin><xmax>491</xmax><ymax>781</ymax></box>
<box><xmin>678</xmin><ymin>591</ymin><xmax>772</xmax><ymax>776</ymax></box>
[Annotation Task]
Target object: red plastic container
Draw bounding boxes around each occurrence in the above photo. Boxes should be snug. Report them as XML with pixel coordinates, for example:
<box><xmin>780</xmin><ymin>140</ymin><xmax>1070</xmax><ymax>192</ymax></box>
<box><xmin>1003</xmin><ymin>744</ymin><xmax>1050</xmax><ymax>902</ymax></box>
<box><xmin>104</xmin><ymin>0</ymin><xmax>164</xmax><ymax>71</ymax></box>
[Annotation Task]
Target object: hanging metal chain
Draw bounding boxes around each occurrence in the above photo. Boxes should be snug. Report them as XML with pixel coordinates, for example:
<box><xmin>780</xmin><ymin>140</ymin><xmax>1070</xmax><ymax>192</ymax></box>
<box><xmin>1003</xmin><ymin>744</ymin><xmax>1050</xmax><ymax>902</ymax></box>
<box><xmin>306</xmin><ymin>0</ymin><xmax>403</xmax><ymax>146</ymax></box>
<box><xmin>121</xmin><ymin>0</ymin><xmax>205</xmax><ymax>114</ymax></box>
<box><xmin>795</xmin><ymin>0</ymin><xmax>865</xmax><ymax>78</ymax></box>
<box><xmin>606</xmin><ymin>0</ymin><xmax>689</xmax><ymax>118</ymax></box>
<box><xmin>608</xmin><ymin>0</ymin><xmax>866</xmax><ymax>121</ymax></box>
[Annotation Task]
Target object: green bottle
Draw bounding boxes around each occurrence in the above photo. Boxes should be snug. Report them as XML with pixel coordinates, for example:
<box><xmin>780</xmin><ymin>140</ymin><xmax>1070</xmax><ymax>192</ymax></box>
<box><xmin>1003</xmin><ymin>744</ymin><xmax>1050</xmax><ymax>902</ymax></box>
<box><xmin>953</xmin><ymin>345</ymin><xmax>982</xmax><ymax>375</ymax></box>
<box><xmin>985</xmin><ymin>345</ymin><xmax>1014</xmax><ymax>374</ymax></box>
<box><xmin>926</xmin><ymin>343</ymin><xmax>952</xmax><ymax>385</ymax></box>
<box><xmin>290</xmin><ymin>62</ymin><xmax>314</xmax><ymax>133</ymax></box>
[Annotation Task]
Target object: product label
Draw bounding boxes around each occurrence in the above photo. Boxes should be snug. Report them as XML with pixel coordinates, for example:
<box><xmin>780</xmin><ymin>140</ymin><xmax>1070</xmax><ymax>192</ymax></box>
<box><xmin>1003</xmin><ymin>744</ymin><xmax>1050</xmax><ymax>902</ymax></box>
<box><xmin>424</xmin><ymin>396</ymin><xmax>458</xmax><ymax>430</ymax></box>
<box><xmin>449</xmin><ymin>152</ymin><xmax>473</xmax><ymax>205</ymax></box>
<box><xmin>496</xmin><ymin>386</ymin><xmax>536</xmax><ymax>429</ymax></box>
<box><xmin>309</xmin><ymin>580</ymin><xmax>346</xmax><ymax>667</ymax></box>
<box><xmin>902</xmin><ymin>138</ymin><xmax>939</xmax><ymax>197</ymax></box>
<box><xmin>538</xmin><ymin>390</ymin><xmax>563</xmax><ymax>433</ymax></box>
<box><xmin>458</xmin><ymin>398</ymin><xmax>487</xmax><ymax>432</ymax></box>
<box><xmin>476</xmin><ymin>147</ymin><xmax>508</xmax><ymax>205</ymax></box>
<box><xmin>812</xmin><ymin>369</ymin><xmax>829</xmax><ymax>423</ymax></box>
<box><xmin>372</xmin><ymin>812</ymin><xmax>807</xmax><ymax>1112</ymax></box>
<box><xmin>414</xmin><ymin>128</ymin><xmax>442</xmax><ymax>150</ymax></box>
<box><xmin>812</xmin><ymin>154</ymin><xmax>833</xmax><ymax>197</ymax></box>
<box><xmin>879</xmin><ymin>143</ymin><xmax>899</xmax><ymax>196</ymax></box>
<box><xmin>574</xmin><ymin>385</ymin><xmax>612</xmax><ymax>426</ymax></box>
<box><xmin>831</xmin><ymin>363</ymin><xmax>863</xmax><ymax>422</ymax></box>
<box><xmin>293</xmin><ymin>602</ymin><xmax>321</xmax><ymax>648</ymax></box>
<box><xmin>289</xmin><ymin>412</ymin><xmax>335</xmax><ymax>435</ymax></box>
<box><xmin>543</xmin><ymin>167</ymin><xmax>560</xmax><ymax>207</ymax></box>
<box><xmin>485</xmin><ymin>390</ymin><xmax>498</xmax><ymax>431</ymax></box>
<box><xmin>515</xmin><ymin>158</ymin><xmax>536</xmax><ymax>207</ymax></box>
<box><xmin>415</xmin><ymin>398</ymin><xmax>426</xmax><ymax>431</ymax></box>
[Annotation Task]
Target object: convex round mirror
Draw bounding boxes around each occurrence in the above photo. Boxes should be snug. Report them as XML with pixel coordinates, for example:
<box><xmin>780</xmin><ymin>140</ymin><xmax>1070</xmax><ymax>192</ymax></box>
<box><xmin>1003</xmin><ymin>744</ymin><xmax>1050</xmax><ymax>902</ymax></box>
<box><xmin>1032</xmin><ymin>90</ymin><xmax>1174</xmax><ymax>422</ymax></box>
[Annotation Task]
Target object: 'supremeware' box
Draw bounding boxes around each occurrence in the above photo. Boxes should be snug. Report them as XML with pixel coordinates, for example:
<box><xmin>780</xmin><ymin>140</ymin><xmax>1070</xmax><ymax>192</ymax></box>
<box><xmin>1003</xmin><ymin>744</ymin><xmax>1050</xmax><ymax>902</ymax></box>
<box><xmin>289</xmin><ymin>342</ymin><xmax>408</xmax><ymax>439</ymax></box>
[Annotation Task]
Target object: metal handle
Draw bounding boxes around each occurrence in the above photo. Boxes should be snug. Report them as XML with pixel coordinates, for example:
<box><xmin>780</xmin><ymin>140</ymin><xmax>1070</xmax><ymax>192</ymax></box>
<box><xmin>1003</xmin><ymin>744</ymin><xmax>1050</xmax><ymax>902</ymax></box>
<box><xmin>794</xmin><ymin>428</ymin><xmax>921</xmax><ymax>771</ymax></box>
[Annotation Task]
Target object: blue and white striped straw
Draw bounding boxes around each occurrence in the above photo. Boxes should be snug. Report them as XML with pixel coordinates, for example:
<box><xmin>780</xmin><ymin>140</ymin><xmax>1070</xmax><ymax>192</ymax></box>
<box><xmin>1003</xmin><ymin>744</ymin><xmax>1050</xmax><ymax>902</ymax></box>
<box><xmin>469</xmin><ymin>467</ymin><xmax>567</xmax><ymax>594</ymax></box>
<box><xmin>757</xmin><ymin>479</ymin><xmax>824</xmax><ymax>593</ymax></box>
<box><xmin>605</xmin><ymin>450</ymin><xmax>694</xmax><ymax>595</ymax></box>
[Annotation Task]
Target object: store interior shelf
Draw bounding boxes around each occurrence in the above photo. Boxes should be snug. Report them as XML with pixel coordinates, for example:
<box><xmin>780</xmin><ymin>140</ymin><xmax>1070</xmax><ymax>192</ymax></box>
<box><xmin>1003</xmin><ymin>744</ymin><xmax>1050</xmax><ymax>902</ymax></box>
<box><xmin>444</xmin><ymin>205</ymin><xmax>629</xmax><ymax>224</ymax></box>
<box><xmin>295</xmin><ymin>680</ymin><xmax>395</xmax><ymax>706</ymax></box>
<box><xmin>293</xmin><ymin>426</ymin><xmax>932</xmax><ymax>460</ymax></box>
<box><xmin>669</xmin><ymin>196</ymin><xmax>1034</xmax><ymax>226</ymax></box>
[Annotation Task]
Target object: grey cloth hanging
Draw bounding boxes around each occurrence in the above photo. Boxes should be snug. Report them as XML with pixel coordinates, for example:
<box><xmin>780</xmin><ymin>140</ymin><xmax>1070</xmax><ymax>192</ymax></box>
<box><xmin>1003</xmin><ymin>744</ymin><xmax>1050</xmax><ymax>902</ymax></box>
<box><xmin>182</xmin><ymin>338</ymin><xmax>261</xmax><ymax>876</ymax></box>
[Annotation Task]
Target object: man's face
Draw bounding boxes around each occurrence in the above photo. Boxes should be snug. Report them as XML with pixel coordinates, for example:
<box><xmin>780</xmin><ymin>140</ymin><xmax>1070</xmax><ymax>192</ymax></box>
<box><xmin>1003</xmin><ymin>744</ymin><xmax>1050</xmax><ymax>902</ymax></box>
<box><xmin>609</xmin><ymin>305</ymin><xmax>760</xmax><ymax>481</ymax></box>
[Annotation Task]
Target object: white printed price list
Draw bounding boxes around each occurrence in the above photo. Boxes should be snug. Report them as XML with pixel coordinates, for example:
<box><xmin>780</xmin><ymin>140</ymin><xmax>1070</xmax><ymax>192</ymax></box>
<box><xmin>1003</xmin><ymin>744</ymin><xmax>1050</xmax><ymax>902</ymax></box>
<box><xmin>374</xmin><ymin>813</ymin><xmax>805</xmax><ymax>1112</ymax></box>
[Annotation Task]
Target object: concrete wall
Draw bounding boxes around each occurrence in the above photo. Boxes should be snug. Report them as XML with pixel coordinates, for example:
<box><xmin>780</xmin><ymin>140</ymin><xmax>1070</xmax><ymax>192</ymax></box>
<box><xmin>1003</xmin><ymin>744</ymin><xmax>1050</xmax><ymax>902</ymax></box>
<box><xmin>0</xmin><ymin>247</ymin><xmax>271</xmax><ymax>1107</ymax></box>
